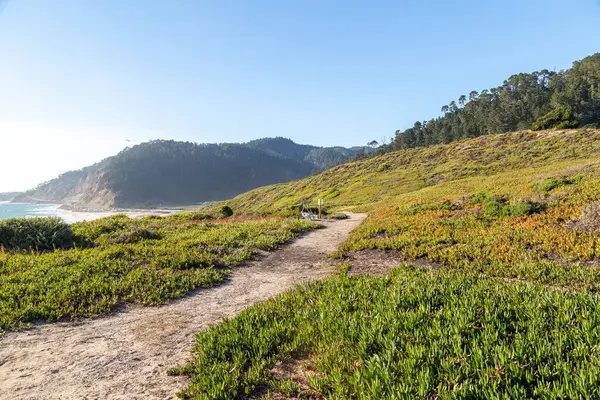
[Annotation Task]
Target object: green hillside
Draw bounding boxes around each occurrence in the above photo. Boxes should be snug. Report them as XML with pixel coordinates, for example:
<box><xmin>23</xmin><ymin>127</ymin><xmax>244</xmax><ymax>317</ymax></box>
<box><xmin>179</xmin><ymin>128</ymin><xmax>600</xmax><ymax>398</ymax></box>
<box><xmin>225</xmin><ymin>128</ymin><xmax>600</xmax><ymax>215</ymax></box>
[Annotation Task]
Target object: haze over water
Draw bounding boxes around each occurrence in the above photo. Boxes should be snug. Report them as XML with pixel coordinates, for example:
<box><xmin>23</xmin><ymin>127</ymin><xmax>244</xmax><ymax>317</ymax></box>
<box><xmin>0</xmin><ymin>202</ymin><xmax>61</xmax><ymax>220</ymax></box>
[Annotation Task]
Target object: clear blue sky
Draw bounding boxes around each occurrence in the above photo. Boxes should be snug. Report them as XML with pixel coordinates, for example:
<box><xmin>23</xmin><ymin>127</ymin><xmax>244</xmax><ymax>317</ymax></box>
<box><xmin>1</xmin><ymin>0</ymin><xmax>599</xmax><ymax>191</ymax></box>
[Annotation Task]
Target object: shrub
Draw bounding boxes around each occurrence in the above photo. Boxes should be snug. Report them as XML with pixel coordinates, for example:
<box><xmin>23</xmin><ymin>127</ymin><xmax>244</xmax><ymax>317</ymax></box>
<box><xmin>533</xmin><ymin>175</ymin><xmax>584</xmax><ymax>194</ymax></box>
<box><xmin>469</xmin><ymin>191</ymin><xmax>492</xmax><ymax>204</ymax></box>
<box><xmin>328</xmin><ymin>250</ymin><xmax>345</xmax><ymax>259</ymax></box>
<box><xmin>220</xmin><ymin>206</ymin><xmax>233</xmax><ymax>218</ymax></box>
<box><xmin>0</xmin><ymin>217</ymin><xmax>74</xmax><ymax>251</ymax></box>
<box><xmin>482</xmin><ymin>196</ymin><xmax>543</xmax><ymax>218</ymax></box>
<box><xmin>107</xmin><ymin>229</ymin><xmax>161</xmax><ymax>245</ymax></box>
<box><xmin>329</xmin><ymin>212</ymin><xmax>349</xmax><ymax>220</ymax></box>
<box><xmin>531</xmin><ymin>106</ymin><xmax>579</xmax><ymax>131</ymax></box>
<box><xmin>377</xmin><ymin>163</ymin><xmax>390</xmax><ymax>172</ymax></box>
<box><xmin>71</xmin><ymin>214</ymin><xmax>130</xmax><ymax>245</ymax></box>
<box><xmin>406</xmin><ymin>200</ymin><xmax>460</xmax><ymax>215</ymax></box>
<box><xmin>508</xmin><ymin>200</ymin><xmax>544</xmax><ymax>217</ymax></box>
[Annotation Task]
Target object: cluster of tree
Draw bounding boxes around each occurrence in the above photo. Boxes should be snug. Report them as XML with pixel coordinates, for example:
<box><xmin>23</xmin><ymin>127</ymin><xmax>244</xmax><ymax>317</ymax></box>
<box><xmin>246</xmin><ymin>137</ymin><xmax>364</xmax><ymax>170</ymax></box>
<box><xmin>391</xmin><ymin>53</ymin><xmax>600</xmax><ymax>150</ymax></box>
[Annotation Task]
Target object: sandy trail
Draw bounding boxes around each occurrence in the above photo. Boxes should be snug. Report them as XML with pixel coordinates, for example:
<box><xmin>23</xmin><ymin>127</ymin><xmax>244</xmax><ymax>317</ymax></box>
<box><xmin>0</xmin><ymin>213</ymin><xmax>366</xmax><ymax>400</ymax></box>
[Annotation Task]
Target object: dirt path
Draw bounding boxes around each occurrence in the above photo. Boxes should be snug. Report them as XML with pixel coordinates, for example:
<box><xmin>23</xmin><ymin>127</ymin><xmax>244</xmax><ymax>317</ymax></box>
<box><xmin>0</xmin><ymin>213</ymin><xmax>366</xmax><ymax>400</ymax></box>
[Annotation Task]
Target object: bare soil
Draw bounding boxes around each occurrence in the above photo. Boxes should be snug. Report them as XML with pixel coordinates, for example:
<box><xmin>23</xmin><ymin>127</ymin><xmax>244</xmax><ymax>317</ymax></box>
<box><xmin>346</xmin><ymin>250</ymin><xmax>437</xmax><ymax>276</ymax></box>
<box><xmin>0</xmin><ymin>213</ymin><xmax>366</xmax><ymax>400</ymax></box>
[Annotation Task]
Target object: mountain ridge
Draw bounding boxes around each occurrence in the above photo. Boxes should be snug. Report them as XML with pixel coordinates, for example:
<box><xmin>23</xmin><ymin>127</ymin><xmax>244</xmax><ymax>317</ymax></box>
<box><xmin>14</xmin><ymin>137</ymin><xmax>365</xmax><ymax>209</ymax></box>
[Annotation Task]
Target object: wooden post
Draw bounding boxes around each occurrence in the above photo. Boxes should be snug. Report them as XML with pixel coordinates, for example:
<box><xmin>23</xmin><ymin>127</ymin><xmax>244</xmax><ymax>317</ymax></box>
<box><xmin>318</xmin><ymin>198</ymin><xmax>323</xmax><ymax>219</ymax></box>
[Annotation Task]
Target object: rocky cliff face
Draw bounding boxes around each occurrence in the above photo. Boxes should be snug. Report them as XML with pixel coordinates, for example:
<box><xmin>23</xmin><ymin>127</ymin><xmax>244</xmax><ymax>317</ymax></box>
<box><xmin>14</xmin><ymin>169</ymin><xmax>115</xmax><ymax>209</ymax></box>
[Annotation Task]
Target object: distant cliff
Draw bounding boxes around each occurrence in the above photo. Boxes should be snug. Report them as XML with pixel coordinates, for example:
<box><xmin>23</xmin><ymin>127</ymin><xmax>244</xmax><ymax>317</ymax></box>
<box><xmin>0</xmin><ymin>192</ymin><xmax>20</xmax><ymax>202</ymax></box>
<box><xmin>14</xmin><ymin>138</ymin><xmax>363</xmax><ymax>209</ymax></box>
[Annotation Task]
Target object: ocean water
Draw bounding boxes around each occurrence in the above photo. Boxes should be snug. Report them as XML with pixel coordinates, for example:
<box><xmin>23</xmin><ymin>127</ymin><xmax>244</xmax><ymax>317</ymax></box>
<box><xmin>0</xmin><ymin>202</ymin><xmax>62</xmax><ymax>220</ymax></box>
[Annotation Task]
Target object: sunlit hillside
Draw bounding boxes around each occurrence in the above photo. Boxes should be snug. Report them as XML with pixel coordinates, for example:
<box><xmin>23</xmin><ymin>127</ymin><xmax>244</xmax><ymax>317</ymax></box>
<box><xmin>225</xmin><ymin>128</ymin><xmax>600</xmax><ymax>215</ymax></box>
<box><xmin>179</xmin><ymin>128</ymin><xmax>600</xmax><ymax>398</ymax></box>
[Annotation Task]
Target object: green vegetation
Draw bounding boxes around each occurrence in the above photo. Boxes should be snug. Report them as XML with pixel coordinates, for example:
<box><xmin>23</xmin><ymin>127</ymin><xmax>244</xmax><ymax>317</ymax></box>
<box><xmin>532</xmin><ymin>174</ymin><xmax>584</xmax><ymax>195</ymax></box>
<box><xmin>175</xmin><ymin>126</ymin><xmax>600</xmax><ymax>398</ymax></box>
<box><xmin>177</xmin><ymin>267</ymin><xmax>600</xmax><ymax>399</ymax></box>
<box><xmin>0</xmin><ymin>214</ymin><xmax>319</xmax><ymax>330</ymax></box>
<box><xmin>532</xmin><ymin>106</ymin><xmax>579</xmax><ymax>131</ymax></box>
<box><xmin>225</xmin><ymin>129</ymin><xmax>600</xmax><ymax>216</ymax></box>
<box><xmin>391</xmin><ymin>53</ymin><xmax>600</xmax><ymax>150</ymax></box>
<box><xmin>247</xmin><ymin>137</ymin><xmax>365</xmax><ymax>171</ymax></box>
<box><xmin>15</xmin><ymin>138</ymin><xmax>364</xmax><ymax>209</ymax></box>
<box><xmin>0</xmin><ymin>217</ymin><xmax>74</xmax><ymax>251</ymax></box>
<box><xmin>328</xmin><ymin>212</ymin><xmax>349</xmax><ymax>220</ymax></box>
<box><xmin>219</xmin><ymin>205</ymin><xmax>233</xmax><ymax>218</ymax></box>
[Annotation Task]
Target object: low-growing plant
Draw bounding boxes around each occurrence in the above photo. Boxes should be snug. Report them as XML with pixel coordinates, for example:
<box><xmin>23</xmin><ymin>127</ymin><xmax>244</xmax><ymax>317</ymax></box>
<box><xmin>405</xmin><ymin>199</ymin><xmax>461</xmax><ymax>215</ymax></box>
<box><xmin>376</xmin><ymin>163</ymin><xmax>390</xmax><ymax>172</ymax></box>
<box><xmin>0</xmin><ymin>217</ymin><xmax>74</xmax><ymax>251</ymax></box>
<box><xmin>105</xmin><ymin>228</ymin><xmax>161</xmax><ymax>245</ymax></box>
<box><xmin>469</xmin><ymin>191</ymin><xmax>492</xmax><ymax>204</ymax></box>
<box><xmin>178</xmin><ymin>266</ymin><xmax>600</xmax><ymax>399</ymax></box>
<box><xmin>533</xmin><ymin>174</ymin><xmax>584</xmax><ymax>194</ymax></box>
<box><xmin>328</xmin><ymin>250</ymin><xmax>344</xmax><ymax>260</ymax></box>
<box><xmin>328</xmin><ymin>212</ymin><xmax>349</xmax><ymax>220</ymax></box>
<box><xmin>481</xmin><ymin>195</ymin><xmax>543</xmax><ymax>218</ymax></box>
<box><xmin>336</xmin><ymin>262</ymin><xmax>351</xmax><ymax>274</ymax></box>
<box><xmin>269</xmin><ymin>379</ymin><xmax>301</xmax><ymax>397</ymax></box>
<box><xmin>0</xmin><ymin>216</ymin><xmax>320</xmax><ymax>330</ymax></box>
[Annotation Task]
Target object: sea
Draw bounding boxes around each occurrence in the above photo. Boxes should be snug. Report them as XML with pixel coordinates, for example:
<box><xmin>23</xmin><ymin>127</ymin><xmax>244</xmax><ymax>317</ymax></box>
<box><xmin>0</xmin><ymin>202</ymin><xmax>64</xmax><ymax>220</ymax></box>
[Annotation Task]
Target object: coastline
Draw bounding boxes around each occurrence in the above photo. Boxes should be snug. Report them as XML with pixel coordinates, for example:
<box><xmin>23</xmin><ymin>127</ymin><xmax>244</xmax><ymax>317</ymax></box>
<box><xmin>0</xmin><ymin>202</ymin><xmax>184</xmax><ymax>223</ymax></box>
<box><xmin>55</xmin><ymin>207</ymin><xmax>182</xmax><ymax>223</ymax></box>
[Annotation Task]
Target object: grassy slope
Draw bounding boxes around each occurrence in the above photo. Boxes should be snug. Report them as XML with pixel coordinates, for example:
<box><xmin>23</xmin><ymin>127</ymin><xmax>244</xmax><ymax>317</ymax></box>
<box><xmin>180</xmin><ymin>267</ymin><xmax>600</xmax><ymax>399</ymax></box>
<box><xmin>225</xmin><ymin>129</ymin><xmax>600</xmax><ymax>215</ymax></box>
<box><xmin>178</xmin><ymin>129</ymin><xmax>600</xmax><ymax>398</ymax></box>
<box><xmin>0</xmin><ymin>214</ymin><xmax>319</xmax><ymax>330</ymax></box>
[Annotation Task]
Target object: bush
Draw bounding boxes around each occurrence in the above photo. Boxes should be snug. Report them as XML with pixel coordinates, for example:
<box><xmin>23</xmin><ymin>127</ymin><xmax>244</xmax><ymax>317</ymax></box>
<box><xmin>107</xmin><ymin>229</ymin><xmax>161</xmax><ymax>245</ymax></box>
<box><xmin>406</xmin><ymin>200</ymin><xmax>461</xmax><ymax>215</ymax></box>
<box><xmin>376</xmin><ymin>163</ymin><xmax>390</xmax><ymax>172</ymax></box>
<box><xmin>533</xmin><ymin>175</ymin><xmax>584</xmax><ymax>194</ymax></box>
<box><xmin>0</xmin><ymin>217</ymin><xmax>74</xmax><ymax>251</ymax></box>
<box><xmin>469</xmin><ymin>191</ymin><xmax>492</xmax><ymax>204</ymax></box>
<box><xmin>329</xmin><ymin>212</ymin><xmax>349</xmax><ymax>220</ymax></box>
<box><xmin>482</xmin><ymin>196</ymin><xmax>544</xmax><ymax>218</ymax></box>
<box><xmin>532</xmin><ymin>106</ymin><xmax>579</xmax><ymax>131</ymax></box>
<box><xmin>220</xmin><ymin>206</ymin><xmax>233</xmax><ymax>218</ymax></box>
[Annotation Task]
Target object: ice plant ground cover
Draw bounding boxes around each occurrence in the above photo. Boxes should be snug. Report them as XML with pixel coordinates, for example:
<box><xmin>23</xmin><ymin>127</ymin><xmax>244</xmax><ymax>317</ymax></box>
<box><xmin>177</xmin><ymin>266</ymin><xmax>600</xmax><ymax>399</ymax></box>
<box><xmin>0</xmin><ymin>213</ymin><xmax>320</xmax><ymax>330</ymax></box>
<box><xmin>175</xmin><ymin>129</ymin><xmax>600</xmax><ymax>398</ymax></box>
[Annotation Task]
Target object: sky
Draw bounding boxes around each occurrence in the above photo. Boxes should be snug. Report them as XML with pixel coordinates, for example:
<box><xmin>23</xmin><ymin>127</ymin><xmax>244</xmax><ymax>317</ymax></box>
<box><xmin>0</xmin><ymin>0</ymin><xmax>599</xmax><ymax>192</ymax></box>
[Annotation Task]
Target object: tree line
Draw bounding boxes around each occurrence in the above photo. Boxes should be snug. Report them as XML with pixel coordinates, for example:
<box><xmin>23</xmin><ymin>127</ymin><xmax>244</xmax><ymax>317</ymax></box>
<box><xmin>389</xmin><ymin>53</ymin><xmax>600</xmax><ymax>151</ymax></box>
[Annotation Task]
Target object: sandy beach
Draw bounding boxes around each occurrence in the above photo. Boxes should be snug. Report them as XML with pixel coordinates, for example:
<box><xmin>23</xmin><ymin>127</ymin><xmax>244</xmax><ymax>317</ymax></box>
<box><xmin>55</xmin><ymin>208</ymin><xmax>182</xmax><ymax>223</ymax></box>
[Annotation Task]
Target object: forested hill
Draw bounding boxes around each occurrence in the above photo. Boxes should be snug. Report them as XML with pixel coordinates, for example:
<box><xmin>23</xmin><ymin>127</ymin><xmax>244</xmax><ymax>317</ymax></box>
<box><xmin>247</xmin><ymin>137</ymin><xmax>365</xmax><ymax>170</ymax></box>
<box><xmin>14</xmin><ymin>139</ymin><xmax>363</xmax><ymax>209</ymax></box>
<box><xmin>391</xmin><ymin>53</ymin><xmax>600</xmax><ymax>150</ymax></box>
